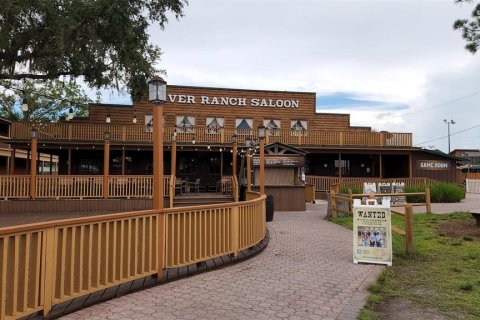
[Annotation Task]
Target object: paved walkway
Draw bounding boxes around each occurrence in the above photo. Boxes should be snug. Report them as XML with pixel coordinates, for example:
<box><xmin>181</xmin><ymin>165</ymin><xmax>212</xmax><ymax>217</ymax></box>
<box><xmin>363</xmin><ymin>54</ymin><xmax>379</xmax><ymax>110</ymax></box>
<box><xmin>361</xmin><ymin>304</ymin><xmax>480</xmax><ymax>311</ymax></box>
<box><xmin>63</xmin><ymin>201</ymin><xmax>383</xmax><ymax>320</ymax></box>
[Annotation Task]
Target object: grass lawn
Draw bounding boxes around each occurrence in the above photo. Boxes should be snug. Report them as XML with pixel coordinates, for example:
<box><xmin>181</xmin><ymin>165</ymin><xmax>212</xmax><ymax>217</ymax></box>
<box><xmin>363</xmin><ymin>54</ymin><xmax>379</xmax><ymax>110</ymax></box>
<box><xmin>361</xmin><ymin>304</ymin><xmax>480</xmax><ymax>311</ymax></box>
<box><xmin>332</xmin><ymin>212</ymin><xmax>480</xmax><ymax>320</ymax></box>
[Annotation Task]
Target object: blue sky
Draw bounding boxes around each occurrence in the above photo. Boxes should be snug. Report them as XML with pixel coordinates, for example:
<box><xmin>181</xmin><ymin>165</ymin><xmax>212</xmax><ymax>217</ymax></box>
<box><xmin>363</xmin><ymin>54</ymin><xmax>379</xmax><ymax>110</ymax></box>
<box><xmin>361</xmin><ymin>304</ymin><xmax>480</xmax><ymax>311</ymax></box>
<box><xmin>99</xmin><ymin>0</ymin><xmax>480</xmax><ymax>153</ymax></box>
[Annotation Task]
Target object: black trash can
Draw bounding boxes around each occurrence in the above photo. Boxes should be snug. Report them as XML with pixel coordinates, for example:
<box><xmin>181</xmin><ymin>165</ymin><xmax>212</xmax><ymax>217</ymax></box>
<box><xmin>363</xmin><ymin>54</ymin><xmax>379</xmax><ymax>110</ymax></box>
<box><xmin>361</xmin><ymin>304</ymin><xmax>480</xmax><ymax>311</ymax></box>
<box><xmin>266</xmin><ymin>194</ymin><xmax>274</xmax><ymax>222</ymax></box>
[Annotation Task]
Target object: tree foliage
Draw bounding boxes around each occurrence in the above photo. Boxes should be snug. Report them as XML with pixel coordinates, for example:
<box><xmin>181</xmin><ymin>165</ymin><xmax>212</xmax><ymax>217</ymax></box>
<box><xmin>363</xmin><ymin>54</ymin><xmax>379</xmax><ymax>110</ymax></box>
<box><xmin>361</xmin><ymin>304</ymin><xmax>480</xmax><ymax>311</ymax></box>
<box><xmin>454</xmin><ymin>0</ymin><xmax>480</xmax><ymax>53</ymax></box>
<box><xmin>0</xmin><ymin>80</ymin><xmax>92</xmax><ymax>122</ymax></box>
<box><xmin>0</xmin><ymin>0</ymin><xmax>187</xmax><ymax>100</ymax></box>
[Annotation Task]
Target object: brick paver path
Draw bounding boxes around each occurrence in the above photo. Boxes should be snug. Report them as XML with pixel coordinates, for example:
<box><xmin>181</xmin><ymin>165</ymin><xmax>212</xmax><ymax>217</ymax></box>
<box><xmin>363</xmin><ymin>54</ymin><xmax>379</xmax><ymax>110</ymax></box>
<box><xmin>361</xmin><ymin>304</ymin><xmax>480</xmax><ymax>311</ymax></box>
<box><xmin>64</xmin><ymin>201</ymin><xmax>382</xmax><ymax>320</ymax></box>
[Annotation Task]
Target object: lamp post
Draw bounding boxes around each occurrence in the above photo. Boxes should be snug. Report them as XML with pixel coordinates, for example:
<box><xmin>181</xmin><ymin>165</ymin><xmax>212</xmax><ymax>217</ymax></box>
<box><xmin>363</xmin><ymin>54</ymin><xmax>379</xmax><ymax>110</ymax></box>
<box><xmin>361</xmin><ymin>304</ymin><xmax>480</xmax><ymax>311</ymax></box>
<box><xmin>443</xmin><ymin>119</ymin><xmax>455</xmax><ymax>154</ymax></box>
<box><xmin>148</xmin><ymin>76</ymin><xmax>167</xmax><ymax>210</ymax></box>
<box><xmin>30</xmin><ymin>128</ymin><xmax>38</xmax><ymax>199</ymax></box>
<box><xmin>246</xmin><ymin>138</ymin><xmax>252</xmax><ymax>192</ymax></box>
<box><xmin>232</xmin><ymin>133</ymin><xmax>238</xmax><ymax>178</ymax></box>
<box><xmin>258</xmin><ymin>124</ymin><xmax>266</xmax><ymax>195</ymax></box>
<box><xmin>148</xmin><ymin>76</ymin><xmax>167</xmax><ymax>277</ymax></box>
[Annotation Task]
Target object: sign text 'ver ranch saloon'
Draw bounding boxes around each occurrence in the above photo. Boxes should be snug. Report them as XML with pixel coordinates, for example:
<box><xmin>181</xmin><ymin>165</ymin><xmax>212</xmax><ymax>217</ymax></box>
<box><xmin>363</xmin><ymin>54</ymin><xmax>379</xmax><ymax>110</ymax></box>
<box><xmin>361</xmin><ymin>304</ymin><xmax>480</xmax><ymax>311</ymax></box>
<box><xmin>168</xmin><ymin>94</ymin><xmax>299</xmax><ymax>108</ymax></box>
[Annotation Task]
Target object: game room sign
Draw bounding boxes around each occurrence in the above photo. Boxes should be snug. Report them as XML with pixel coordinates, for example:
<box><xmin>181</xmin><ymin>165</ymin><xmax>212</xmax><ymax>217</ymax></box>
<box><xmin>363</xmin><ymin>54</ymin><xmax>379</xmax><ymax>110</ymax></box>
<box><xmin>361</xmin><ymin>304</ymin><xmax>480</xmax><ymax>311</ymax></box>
<box><xmin>417</xmin><ymin>160</ymin><xmax>449</xmax><ymax>170</ymax></box>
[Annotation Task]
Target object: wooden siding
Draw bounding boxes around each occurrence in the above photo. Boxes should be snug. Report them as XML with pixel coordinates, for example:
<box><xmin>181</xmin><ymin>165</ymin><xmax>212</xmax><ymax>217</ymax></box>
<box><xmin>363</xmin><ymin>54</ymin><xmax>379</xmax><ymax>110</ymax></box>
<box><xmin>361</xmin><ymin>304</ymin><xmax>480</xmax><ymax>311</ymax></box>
<box><xmin>86</xmin><ymin>85</ymin><xmax>353</xmax><ymax>131</ymax></box>
<box><xmin>411</xmin><ymin>152</ymin><xmax>457</xmax><ymax>182</ymax></box>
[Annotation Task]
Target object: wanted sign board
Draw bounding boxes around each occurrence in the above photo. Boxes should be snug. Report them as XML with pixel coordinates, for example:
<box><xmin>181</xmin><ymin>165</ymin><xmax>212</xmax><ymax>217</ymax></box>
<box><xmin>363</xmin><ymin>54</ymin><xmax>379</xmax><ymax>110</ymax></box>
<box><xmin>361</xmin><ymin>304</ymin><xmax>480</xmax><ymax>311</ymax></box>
<box><xmin>353</xmin><ymin>199</ymin><xmax>393</xmax><ymax>266</ymax></box>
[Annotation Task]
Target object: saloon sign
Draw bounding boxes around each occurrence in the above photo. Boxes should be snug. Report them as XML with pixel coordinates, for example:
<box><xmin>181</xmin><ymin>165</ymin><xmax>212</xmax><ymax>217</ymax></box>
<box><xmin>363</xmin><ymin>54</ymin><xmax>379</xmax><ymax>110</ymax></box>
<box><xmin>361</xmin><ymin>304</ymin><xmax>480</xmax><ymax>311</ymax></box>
<box><xmin>168</xmin><ymin>94</ymin><xmax>299</xmax><ymax>109</ymax></box>
<box><xmin>417</xmin><ymin>160</ymin><xmax>449</xmax><ymax>170</ymax></box>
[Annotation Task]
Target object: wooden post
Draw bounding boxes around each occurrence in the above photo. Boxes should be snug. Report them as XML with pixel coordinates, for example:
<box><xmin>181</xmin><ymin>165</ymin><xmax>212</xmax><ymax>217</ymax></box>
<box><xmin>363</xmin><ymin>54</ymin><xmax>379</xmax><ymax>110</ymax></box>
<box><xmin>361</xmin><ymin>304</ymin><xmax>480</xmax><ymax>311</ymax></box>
<box><xmin>425</xmin><ymin>187</ymin><xmax>431</xmax><ymax>213</ymax></box>
<box><xmin>232</xmin><ymin>141</ymin><xmax>237</xmax><ymax>178</ymax></box>
<box><xmin>103</xmin><ymin>136</ymin><xmax>110</xmax><ymax>199</ymax></box>
<box><xmin>247</xmin><ymin>152</ymin><xmax>251</xmax><ymax>192</ymax></box>
<box><xmin>331</xmin><ymin>189</ymin><xmax>337</xmax><ymax>219</ymax></box>
<box><xmin>9</xmin><ymin>148</ymin><xmax>15</xmax><ymax>175</ymax></box>
<box><xmin>121</xmin><ymin>148</ymin><xmax>126</xmax><ymax>175</ymax></box>
<box><xmin>405</xmin><ymin>204</ymin><xmax>414</xmax><ymax>254</ymax></box>
<box><xmin>42</xmin><ymin>227</ymin><xmax>55</xmax><ymax>316</ymax></box>
<box><xmin>348</xmin><ymin>188</ymin><xmax>353</xmax><ymax>214</ymax></box>
<box><xmin>152</xmin><ymin>104</ymin><xmax>165</xmax><ymax>277</ymax></box>
<box><xmin>260</xmin><ymin>137</ymin><xmax>265</xmax><ymax>195</ymax></box>
<box><xmin>231</xmin><ymin>206</ymin><xmax>239</xmax><ymax>257</ymax></box>
<box><xmin>67</xmin><ymin>148</ymin><xmax>72</xmax><ymax>175</ymax></box>
<box><xmin>170</xmin><ymin>139</ymin><xmax>176</xmax><ymax>208</ymax></box>
<box><xmin>30</xmin><ymin>134</ymin><xmax>37</xmax><ymax>199</ymax></box>
<box><xmin>338</xmin><ymin>153</ymin><xmax>342</xmax><ymax>178</ymax></box>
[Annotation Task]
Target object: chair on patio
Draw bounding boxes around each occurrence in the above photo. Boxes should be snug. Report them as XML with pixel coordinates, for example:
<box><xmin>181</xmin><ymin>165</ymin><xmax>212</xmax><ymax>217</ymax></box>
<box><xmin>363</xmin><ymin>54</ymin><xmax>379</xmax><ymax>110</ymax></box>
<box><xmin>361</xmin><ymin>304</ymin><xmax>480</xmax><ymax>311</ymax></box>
<box><xmin>175</xmin><ymin>178</ymin><xmax>185</xmax><ymax>195</ymax></box>
<box><xmin>187</xmin><ymin>178</ymin><xmax>200</xmax><ymax>193</ymax></box>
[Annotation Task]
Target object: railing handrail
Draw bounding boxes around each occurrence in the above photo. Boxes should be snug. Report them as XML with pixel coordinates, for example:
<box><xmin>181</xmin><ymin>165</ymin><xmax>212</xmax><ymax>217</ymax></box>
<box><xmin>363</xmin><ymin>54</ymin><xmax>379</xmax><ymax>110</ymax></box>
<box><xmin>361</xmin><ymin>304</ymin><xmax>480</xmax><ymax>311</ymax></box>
<box><xmin>9</xmin><ymin>122</ymin><xmax>413</xmax><ymax>147</ymax></box>
<box><xmin>0</xmin><ymin>193</ymin><xmax>266</xmax><ymax>319</ymax></box>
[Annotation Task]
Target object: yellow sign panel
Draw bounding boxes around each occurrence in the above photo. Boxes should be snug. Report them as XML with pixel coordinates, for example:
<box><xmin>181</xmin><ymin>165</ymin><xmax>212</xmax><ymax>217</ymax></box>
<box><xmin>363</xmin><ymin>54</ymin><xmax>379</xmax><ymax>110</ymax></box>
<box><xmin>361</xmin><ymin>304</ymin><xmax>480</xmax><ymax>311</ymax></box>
<box><xmin>353</xmin><ymin>200</ymin><xmax>392</xmax><ymax>266</ymax></box>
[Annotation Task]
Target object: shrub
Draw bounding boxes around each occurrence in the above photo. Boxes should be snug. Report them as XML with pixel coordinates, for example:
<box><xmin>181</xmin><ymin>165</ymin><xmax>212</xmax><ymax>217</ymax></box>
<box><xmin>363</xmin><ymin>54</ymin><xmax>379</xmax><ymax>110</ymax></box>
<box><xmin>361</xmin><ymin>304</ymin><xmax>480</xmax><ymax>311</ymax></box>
<box><xmin>405</xmin><ymin>185</ymin><xmax>425</xmax><ymax>203</ymax></box>
<box><xmin>429</xmin><ymin>183</ymin><xmax>464</xmax><ymax>203</ymax></box>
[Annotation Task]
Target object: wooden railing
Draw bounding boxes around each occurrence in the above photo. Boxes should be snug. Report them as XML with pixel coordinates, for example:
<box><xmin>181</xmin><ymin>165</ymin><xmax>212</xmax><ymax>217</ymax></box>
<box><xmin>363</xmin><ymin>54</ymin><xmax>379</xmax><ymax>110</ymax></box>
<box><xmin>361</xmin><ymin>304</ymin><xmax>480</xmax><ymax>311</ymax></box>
<box><xmin>306</xmin><ymin>175</ymin><xmax>436</xmax><ymax>192</ymax></box>
<box><xmin>0</xmin><ymin>175</ymin><xmax>30</xmax><ymax>199</ymax></box>
<box><xmin>0</xmin><ymin>175</ymin><xmax>169</xmax><ymax>200</ymax></box>
<box><xmin>0</xmin><ymin>192</ymin><xmax>266</xmax><ymax>319</ymax></box>
<box><xmin>330</xmin><ymin>188</ymin><xmax>431</xmax><ymax>218</ymax></box>
<box><xmin>10</xmin><ymin>122</ymin><xmax>412</xmax><ymax>147</ymax></box>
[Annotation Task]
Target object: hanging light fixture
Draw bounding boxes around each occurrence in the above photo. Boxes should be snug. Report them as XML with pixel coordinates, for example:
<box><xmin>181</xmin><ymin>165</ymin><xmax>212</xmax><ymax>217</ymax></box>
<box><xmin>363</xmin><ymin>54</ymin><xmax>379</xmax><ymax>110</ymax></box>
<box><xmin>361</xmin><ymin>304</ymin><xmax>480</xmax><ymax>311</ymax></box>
<box><xmin>132</xmin><ymin>111</ymin><xmax>137</xmax><ymax>124</ymax></box>
<box><xmin>106</xmin><ymin>108</ymin><xmax>111</xmax><ymax>123</ymax></box>
<box><xmin>192</xmin><ymin>137</ymin><xmax>196</xmax><ymax>145</ymax></box>
<box><xmin>67</xmin><ymin>105</ymin><xmax>74</xmax><ymax>120</ymax></box>
<box><xmin>21</xmin><ymin>96</ymin><xmax>28</xmax><ymax>112</ymax></box>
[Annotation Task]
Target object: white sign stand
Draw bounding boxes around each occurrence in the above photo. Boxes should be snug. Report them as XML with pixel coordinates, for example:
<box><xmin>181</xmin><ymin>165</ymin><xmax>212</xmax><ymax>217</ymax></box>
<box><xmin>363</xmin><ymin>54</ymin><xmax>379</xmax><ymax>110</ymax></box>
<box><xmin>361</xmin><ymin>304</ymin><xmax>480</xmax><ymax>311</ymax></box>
<box><xmin>353</xmin><ymin>199</ymin><xmax>393</xmax><ymax>266</ymax></box>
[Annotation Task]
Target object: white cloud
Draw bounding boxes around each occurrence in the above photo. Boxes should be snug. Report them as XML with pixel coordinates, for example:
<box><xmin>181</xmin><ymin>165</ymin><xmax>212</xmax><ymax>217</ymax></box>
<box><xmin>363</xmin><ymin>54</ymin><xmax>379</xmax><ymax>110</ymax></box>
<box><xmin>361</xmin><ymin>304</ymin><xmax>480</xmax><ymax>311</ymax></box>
<box><xmin>115</xmin><ymin>0</ymin><xmax>480</xmax><ymax>153</ymax></box>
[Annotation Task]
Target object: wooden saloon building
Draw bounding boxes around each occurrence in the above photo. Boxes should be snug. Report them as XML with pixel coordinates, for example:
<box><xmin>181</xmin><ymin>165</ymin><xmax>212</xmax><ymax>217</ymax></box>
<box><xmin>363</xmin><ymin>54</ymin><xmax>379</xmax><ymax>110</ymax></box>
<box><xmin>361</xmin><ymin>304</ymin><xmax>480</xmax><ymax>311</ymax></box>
<box><xmin>1</xmin><ymin>85</ymin><xmax>460</xmax><ymax>209</ymax></box>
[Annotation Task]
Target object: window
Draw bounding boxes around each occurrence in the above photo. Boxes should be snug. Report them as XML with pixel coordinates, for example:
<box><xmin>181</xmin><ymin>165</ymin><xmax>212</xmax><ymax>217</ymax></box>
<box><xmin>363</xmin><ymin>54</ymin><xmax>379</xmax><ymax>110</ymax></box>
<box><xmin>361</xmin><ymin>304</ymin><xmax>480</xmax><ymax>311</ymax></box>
<box><xmin>78</xmin><ymin>159</ymin><xmax>100</xmax><ymax>174</ymax></box>
<box><xmin>235</xmin><ymin>118</ymin><xmax>253</xmax><ymax>135</ymax></box>
<box><xmin>291</xmin><ymin>120</ymin><xmax>307</xmax><ymax>136</ymax></box>
<box><xmin>263</xmin><ymin>119</ymin><xmax>281</xmax><ymax>136</ymax></box>
<box><xmin>176</xmin><ymin>116</ymin><xmax>195</xmax><ymax>133</ymax></box>
<box><xmin>206</xmin><ymin>117</ymin><xmax>224</xmax><ymax>134</ymax></box>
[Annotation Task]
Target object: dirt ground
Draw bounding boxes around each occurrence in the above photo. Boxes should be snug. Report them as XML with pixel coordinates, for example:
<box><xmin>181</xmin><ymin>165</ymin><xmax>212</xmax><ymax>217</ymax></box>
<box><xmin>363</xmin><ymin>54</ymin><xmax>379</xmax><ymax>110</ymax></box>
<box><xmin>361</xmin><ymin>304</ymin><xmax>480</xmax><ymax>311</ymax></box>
<box><xmin>437</xmin><ymin>219</ymin><xmax>480</xmax><ymax>242</ymax></box>
<box><xmin>371</xmin><ymin>218</ymin><xmax>480</xmax><ymax>319</ymax></box>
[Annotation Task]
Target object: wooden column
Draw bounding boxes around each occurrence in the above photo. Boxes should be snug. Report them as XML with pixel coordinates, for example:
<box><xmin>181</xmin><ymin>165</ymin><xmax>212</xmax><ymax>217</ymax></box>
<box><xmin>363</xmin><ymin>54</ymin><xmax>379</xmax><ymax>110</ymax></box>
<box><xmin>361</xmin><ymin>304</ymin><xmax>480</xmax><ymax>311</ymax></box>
<box><xmin>121</xmin><ymin>148</ymin><xmax>126</xmax><ymax>175</ymax></box>
<box><xmin>379</xmin><ymin>153</ymin><xmax>383</xmax><ymax>179</ymax></box>
<box><xmin>338</xmin><ymin>153</ymin><xmax>342</xmax><ymax>178</ymax></box>
<box><xmin>260</xmin><ymin>137</ymin><xmax>265</xmax><ymax>195</ymax></box>
<box><xmin>152</xmin><ymin>104</ymin><xmax>165</xmax><ymax>277</ymax></box>
<box><xmin>153</xmin><ymin>106</ymin><xmax>164</xmax><ymax>210</ymax></box>
<box><xmin>103</xmin><ymin>136</ymin><xmax>110</xmax><ymax>199</ymax></box>
<box><xmin>170</xmin><ymin>139</ymin><xmax>177</xmax><ymax>208</ymax></box>
<box><xmin>409</xmin><ymin>151</ymin><xmax>413</xmax><ymax>178</ymax></box>
<box><xmin>9</xmin><ymin>148</ymin><xmax>15</xmax><ymax>175</ymax></box>
<box><xmin>247</xmin><ymin>153</ymin><xmax>251</xmax><ymax>192</ymax></box>
<box><xmin>232</xmin><ymin>141</ymin><xmax>238</xmax><ymax>178</ymax></box>
<box><xmin>67</xmin><ymin>148</ymin><xmax>72</xmax><ymax>175</ymax></box>
<box><xmin>30</xmin><ymin>135</ymin><xmax>38</xmax><ymax>199</ymax></box>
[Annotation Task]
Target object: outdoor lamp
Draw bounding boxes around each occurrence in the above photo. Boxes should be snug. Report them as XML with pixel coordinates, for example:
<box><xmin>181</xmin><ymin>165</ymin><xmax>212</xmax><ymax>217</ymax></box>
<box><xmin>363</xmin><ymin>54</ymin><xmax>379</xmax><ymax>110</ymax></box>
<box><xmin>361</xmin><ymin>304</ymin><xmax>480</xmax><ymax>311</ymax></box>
<box><xmin>192</xmin><ymin>137</ymin><xmax>196</xmax><ymax>144</ymax></box>
<box><xmin>258</xmin><ymin>124</ymin><xmax>266</xmax><ymax>139</ymax></box>
<box><xmin>132</xmin><ymin>111</ymin><xmax>137</xmax><ymax>124</ymax></box>
<box><xmin>30</xmin><ymin>128</ymin><xmax>38</xmax><ymax>139</ymax></box>
<box><xmin>148</xmin><ymin>76</ymin><xmax>167</xmax><ymax>103</ymax></box>
<box><xmin>67</xmin><ymin>106</ymin><xmax>74</xmax><ymax>120</ymax></box>
<box><xmin>232</xmin><ymin>133</ymin><xmax>238</xmax><ymax>143</ymax></box>
<box><xmin>172</xmin><ymin>132</ymin><xmax>177</xmax><ymax>142</ymax></box>
<box><xmin>245</xmin><ymin>138</ymin><xmax>252</xmax><ymax>148</ymax></box>
<box><xmin>104</xmin><ymin>131</ymin><xmax>111</xmax><ymax>140</ymax></box>
<box><xmin>106</xmin><ymin>110</ymin><xmax>111</xmax><ymax>123</ymax></box>
<box><xmin>21</xmin><ymin>97</ymin><xmax>29</xmax><ymax>112</ymax></box>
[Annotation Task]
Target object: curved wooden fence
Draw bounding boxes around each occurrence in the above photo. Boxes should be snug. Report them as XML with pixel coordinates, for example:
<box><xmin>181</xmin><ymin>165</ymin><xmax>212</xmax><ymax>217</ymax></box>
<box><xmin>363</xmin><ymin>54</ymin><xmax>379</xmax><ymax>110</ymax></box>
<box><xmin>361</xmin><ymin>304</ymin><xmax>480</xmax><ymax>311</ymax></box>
<box><xmin>0</xmin><ymin>193</ymin><xmax>266</xmax><ymax>320</ymax></box>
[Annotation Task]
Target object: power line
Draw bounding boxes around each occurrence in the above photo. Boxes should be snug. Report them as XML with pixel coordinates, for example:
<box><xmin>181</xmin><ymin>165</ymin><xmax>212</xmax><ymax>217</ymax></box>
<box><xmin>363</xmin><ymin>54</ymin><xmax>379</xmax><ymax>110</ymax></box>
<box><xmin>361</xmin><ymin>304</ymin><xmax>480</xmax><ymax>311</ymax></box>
<box><xmin>350</xmin><ymin>89</ymin><xmax>480</xmax><ymax>126</ymax></box>
<box><xmin>414</xmin><ymin>124</ymin><xmax>480</xmax><ymax>146</ymax></box>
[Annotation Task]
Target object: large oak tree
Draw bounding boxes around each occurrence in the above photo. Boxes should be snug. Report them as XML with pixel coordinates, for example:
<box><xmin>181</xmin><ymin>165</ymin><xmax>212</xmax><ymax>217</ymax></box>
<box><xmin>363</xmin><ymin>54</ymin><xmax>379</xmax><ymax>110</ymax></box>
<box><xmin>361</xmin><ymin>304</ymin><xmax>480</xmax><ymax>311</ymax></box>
<box><xmin>454</xmin><ymin>0</ymin><xmax>480</xmax><ymax>53</ymax></box>
<box><xmin>0</xmin><ymin>0</ymin><xmax>187</xmax><ymax>101</ymax></box>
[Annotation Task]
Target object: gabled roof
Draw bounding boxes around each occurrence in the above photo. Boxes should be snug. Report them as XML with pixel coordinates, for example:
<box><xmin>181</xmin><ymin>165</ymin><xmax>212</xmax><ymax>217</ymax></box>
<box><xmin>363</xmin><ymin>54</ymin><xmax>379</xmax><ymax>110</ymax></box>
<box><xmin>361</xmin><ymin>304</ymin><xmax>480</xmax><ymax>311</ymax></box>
<box><xmin>420</xmin><ymin>148</ymin><xmax>466</xmax><ymax>161</ymax></box>
<box><xmin>264</xmin><ymin>142</ymin><xmax>308</xmax><ymax>156</ymax></box>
